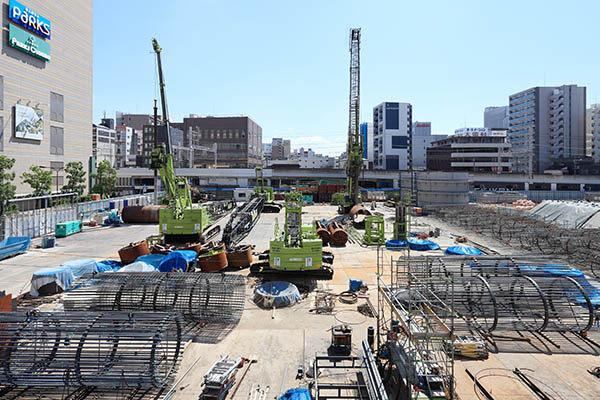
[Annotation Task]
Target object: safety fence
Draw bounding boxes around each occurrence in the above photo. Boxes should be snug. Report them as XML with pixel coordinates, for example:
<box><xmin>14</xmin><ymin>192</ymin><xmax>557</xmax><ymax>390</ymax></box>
<box><xmin>0</xmin><ymin>193</ymin><xmax>160</xmax><ymax>240</ymax></box>
<box><xmin>470</xmin><ymin>190</ymin><xmax>585</xmax><ymax>203</ymax></box>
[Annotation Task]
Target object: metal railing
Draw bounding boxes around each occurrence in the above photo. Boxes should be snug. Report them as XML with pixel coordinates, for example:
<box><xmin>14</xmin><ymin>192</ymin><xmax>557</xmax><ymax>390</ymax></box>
<box><xmin>0</xmin><ymin>192</ymin><xmax>163</xmax><ymax>240</ymax></box>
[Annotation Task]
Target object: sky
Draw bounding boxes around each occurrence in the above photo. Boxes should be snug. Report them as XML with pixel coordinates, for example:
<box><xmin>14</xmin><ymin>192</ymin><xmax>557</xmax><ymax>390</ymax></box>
<box><xmin>93</xmin><ymin>0</ymin><xmax>600</xmax><ymax>156</ymax></box>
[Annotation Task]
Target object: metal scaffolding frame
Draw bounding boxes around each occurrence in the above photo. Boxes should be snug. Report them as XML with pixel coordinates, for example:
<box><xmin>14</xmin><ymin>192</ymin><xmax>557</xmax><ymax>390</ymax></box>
<box><xmin>377</xmin><ymin>248</ymin><xmax>455</xmax><ymax>400</ymax></box>
<box><xmin>64</xmin><ymin>272</ymin><xmax>246</xmax><ymax>324</ymax></box>
<box><xmin>0</xmin><ymin>311</ymin><xmax>182</xmax><ymax>389</ymax></box>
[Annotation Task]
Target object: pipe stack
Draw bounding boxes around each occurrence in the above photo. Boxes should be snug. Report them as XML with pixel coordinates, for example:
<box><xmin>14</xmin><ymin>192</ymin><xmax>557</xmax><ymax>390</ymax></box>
<box><xmin>328</xmin><ymin>221</ymin><xmax>348</xmax><ymax>246</ymax></box>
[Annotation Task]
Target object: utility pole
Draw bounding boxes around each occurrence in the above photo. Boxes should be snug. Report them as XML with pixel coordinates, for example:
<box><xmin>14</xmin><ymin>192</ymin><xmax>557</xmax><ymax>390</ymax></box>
<box><xmin>153</xmin><ymin>99</ymin><xmax>159</xmax><ymax>205</ymax></box>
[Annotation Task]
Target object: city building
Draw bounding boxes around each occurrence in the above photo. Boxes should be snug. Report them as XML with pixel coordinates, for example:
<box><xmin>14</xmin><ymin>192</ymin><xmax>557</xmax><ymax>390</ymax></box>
<box><xmin>101</xmin><ymin>118</ymin><xmax>114</xmax><ymax>129</ymax></box>
<box><xmin>271</xmin><ymin>138</ymin><xmax>291</xmax><ymax>160</ymax></box>
<box><xmin>427</xmin><ymin>128</ymin><xmax>511</xmax><ymax>173</ymax></box>
<box><xmin>290</xmin><ymin>148</ymin><xmax>335</xmax><ymax>169</ymax></box>
<box><xmin>586</xmin><ymin>104</ymin><xmax>599</xmax><ymax>158</ymax></box>
<box><xmin>360</xmin><ymin>122</ymin><xmax>374</xmax><ymax>169</ymax></box>
<box><xmin>140</xmin><ymin>124</ymin><xmax>186</xmax><ymax>168</ymax></box>
<box><xmin>410</xmin><ymin>122</ymin><xmax>447</xmax><ymax>169</ymax></box>
<box><xmin>92</xmin><ymin>124</ymin><xmax>116</xmax><ymax>167</ymax></box>
<box><xmin>590</xmin><ymin>104</ymin><xmax>600</xmax><ymax>162</ymax></box>
<box><xmin>0</xmin><ymin>0</ymin><xmax>92</xmax><ymax>193</ymax></box>
<box><xmin>484</xmin><ymin>106</ymin><xmax>509</xmax><ymax>129</ymax></box>
<box><xmin>183</xmin><ymin>116</ymin><xmax>262</xmax><ymax>168</ymax></box>
<box><xmin>373</xmin><ymin>102</ymin><xmax>412</xmax><ymax>170</ymax></box>
<box><xmin>508</xmin><ymin>85</ymin><xmax>586</xmax><ymax>173</ymax></box>
<box><xmin>115</xmin><ymin>113</ymin><xmax>159</xmax><ymax>131</ymax></box>
<box><xmin>115</xmin><ymin>126</ymin><xmax>135</xmax><ymax>168</ymax></box>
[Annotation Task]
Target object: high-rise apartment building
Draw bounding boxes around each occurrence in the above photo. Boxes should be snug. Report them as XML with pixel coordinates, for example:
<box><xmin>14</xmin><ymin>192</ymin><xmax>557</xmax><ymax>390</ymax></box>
<box><xmin>0</xmin><ymin>0</ymin><xmax>92</xmax><ymax>193</ymax></box>
<box><xmin>271</xmin><ymin>138</ymin><xmax>291</xmax><ymax>160</ymax></box>
<box><xmin>373</xmin><ymin>102</ymin><xmax>412</xmax><ymax>170</ymax></box>
<box><xmin>589</xmin><ymin>104</ymin><xmax>600</xmax><ymax>162</ymax></box>
<box><xmin>484</xmin><ymin>106</ymin><xmax>509</xmax><ymax>129</ymax></box>
<box><xmin>508</xmin><ymin>85</ymin><xmax>586</xmax><ymax>173</ymax></box>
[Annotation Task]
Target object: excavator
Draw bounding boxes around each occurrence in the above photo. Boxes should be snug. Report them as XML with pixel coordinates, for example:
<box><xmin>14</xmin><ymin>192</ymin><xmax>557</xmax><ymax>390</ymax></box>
<box><xmin>151</xmin><ymin>38</ymin><xmax>217</xmax><ymax>244</ymax></box>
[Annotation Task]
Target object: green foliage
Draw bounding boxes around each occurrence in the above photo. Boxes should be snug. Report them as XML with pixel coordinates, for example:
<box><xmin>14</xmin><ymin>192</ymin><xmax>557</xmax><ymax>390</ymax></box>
<box><xmin>21</xmin><ymin>165</ymin><xmax>52</xmax><ymax>196</ymax></box>
<box><xmin>0</xmin><ymin>155</ymin><xmax>16</xmax><ymax>215</ymax></box>
<box><xmin>91</xmin><ymin>160</ymin><xmax>117</xmax><ymax>196</ymax></box>
<box><xmin>62</xmin><ymin>161</ymin><xmax>86</xmax><ymax>196</ymax></box>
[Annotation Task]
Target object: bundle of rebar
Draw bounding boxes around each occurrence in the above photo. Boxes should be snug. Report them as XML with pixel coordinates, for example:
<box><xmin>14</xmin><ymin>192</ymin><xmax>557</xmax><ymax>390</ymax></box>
<box><xmin>437</xmin><ymin>204</ymin><xmax>600</xmax><ymax>278</ymax></box>
<box><xmin>64</xmin><ymin>272</ymin><xmax>246</xmax><ymax>324</ymax></box>
<box><xmin>222</xmin><ymin>197</ymin><xmax>264</xmax><ymax>249</ymax></box>
<box><xmin>401</xmin><ymin>255</ymin><xmax>595</xmax><ymax>333</ymax></box>
<box><xmin>0</xmin><ymin>311</ymin><xmax>182</xmax><ymax>388</ymax></box>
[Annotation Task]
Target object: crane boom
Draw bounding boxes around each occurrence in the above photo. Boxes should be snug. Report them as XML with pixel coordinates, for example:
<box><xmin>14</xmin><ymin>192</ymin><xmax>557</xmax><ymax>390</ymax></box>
<box><xmin>151</xmin><ymin>38</ymin><xmax>192</xmax><ymax>220</ymax></box>
<box><xmin>346</xmin><ymin>28</ymin><xmax>362</xmax><ymax>207</ymax></box>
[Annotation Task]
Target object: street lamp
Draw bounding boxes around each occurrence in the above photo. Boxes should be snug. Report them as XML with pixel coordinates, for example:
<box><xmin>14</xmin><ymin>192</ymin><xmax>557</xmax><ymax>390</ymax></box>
<box><xmin>40</xmin><ymin>165</ymin><xmax>64</xmax><ymax>194</ymax></box>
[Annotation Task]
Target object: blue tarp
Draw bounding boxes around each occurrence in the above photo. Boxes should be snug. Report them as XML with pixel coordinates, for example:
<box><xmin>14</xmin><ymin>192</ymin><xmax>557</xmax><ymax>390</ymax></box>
<box><xmin>253</xmin><ymin>281</ymin><xmax>301</xmax><ymax>308</ymax></box>
<box><xmin>386</xmin><ymin>240</ymin><xmax>408</xmax><ymax>250</ymax></box>
<box><xmin>349</xmin><ymin>279</ymin><xmax>363</xmax><ymax>292</ymax></box>
<box><xmin>103</xmin><ymin>211</ymin><xmax>123</xmax><ymax>226</ymax></box>
<box><xmin>30</xmin><ymin>258</ymin><xmax>97</xmax><ymax>296</ymax></box>
<box><xmin>445</xmin><ymin>246</ymin><xmax>484</xmax><ymax>256</ymax></box>
<box><xmin>0</xmin><ymin>236</ymin><xmax>30</xmax><ymax>260</ymax></box>
<box><xmin>136</xmin><ymin>254</ymin><xmax>166</xmax><ymax>269</ymax></box>
<box><xmin>95</xmin><ymin>260</ymin><xmax>123</xmax><ymax>272</ymax></box>
<box><xmin>408</xmin><ymin>239</ymin><xmax>441</xmax><ymax>251</ymax></box>
<box><xmin>158</xmin><ymin>250</ymin><xmax>196</xmax><ymax>272</ymax></box>
<box><xmin>278</xmin><ymin>389</ymin><xmax>312</xmax><ymax>400</ymax></box>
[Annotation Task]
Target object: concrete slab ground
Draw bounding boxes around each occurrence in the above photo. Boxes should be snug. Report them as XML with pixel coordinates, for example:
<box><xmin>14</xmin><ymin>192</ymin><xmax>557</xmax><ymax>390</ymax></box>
<box><xmin>1</xmin><ymin>203</ymin><xmax>599</xmax><ymax>400</ymax></box>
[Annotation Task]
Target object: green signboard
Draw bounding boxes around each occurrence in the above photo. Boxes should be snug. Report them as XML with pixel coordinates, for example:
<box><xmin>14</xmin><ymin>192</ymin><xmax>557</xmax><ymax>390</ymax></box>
<box><xmin>8</xmin><ymin>23</ymin><xmax>50</xmax><ymax>61</ymax></box>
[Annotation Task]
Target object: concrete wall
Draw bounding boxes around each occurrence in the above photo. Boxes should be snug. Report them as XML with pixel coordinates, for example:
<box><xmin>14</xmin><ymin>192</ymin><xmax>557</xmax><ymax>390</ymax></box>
<box><xmin>401</xmin><ymin>171</ymin><xmax>469</xmax><ymax>212</ymax></box>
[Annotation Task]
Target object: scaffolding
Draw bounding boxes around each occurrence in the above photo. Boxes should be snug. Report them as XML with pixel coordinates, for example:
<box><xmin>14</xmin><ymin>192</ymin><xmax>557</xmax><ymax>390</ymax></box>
<box><xmin>377</xmin><ymin>248</ymin><xmax>455</xmax><ymax>400</ymax></box>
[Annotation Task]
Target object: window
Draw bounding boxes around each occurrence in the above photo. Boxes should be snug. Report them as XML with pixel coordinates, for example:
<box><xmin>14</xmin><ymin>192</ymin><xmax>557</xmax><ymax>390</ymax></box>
<box><xmin>392</xmin><ymin>136</ymin><xmax>408</xmax><ymax>149</ymax></box>
<box><xmin>385</xmin><ymin>155</ymin><xmax>399</xmax><ymax>170</ymax></box>
<box><xmin>50</xmin><ymin>92</ymin><xmax>64</xmax><ymax>122</ymax></box>
<box><xmin>229</xmin><ymin>131</ymin><xmax>233</xmax><ymax>139</ymax></box>
<box><xmin>0</xmin><ymin>76</ymin><xmax>3</xmax><ymax>110</ymax></box>
<box><xmin>50</xmin><ymin>126</ymin><xmax>64</xmax><ymax>155</ymax></box>
<box><xmin>241</xmin><ymin>130</ymin><xmax>246</xmax><ymax>138</ymax></box>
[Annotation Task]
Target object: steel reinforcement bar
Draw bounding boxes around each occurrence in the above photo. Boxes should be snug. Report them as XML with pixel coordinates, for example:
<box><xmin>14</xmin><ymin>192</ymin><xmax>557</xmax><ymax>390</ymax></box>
<box><xmin>0</xmin><ymin>311</ymin><xmax>182</xmax><ymax>388</ymax></box>
<box><xmin>64</xmin><ymin>272</ymin><xmax>246</xmax><ymax>324</ymax></box>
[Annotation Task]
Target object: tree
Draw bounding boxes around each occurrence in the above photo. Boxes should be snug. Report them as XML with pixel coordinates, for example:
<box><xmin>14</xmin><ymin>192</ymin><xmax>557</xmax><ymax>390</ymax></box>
<box><xmin>63</xmin><ymin>161</ymin><xmax>86</xmax><ymax>196</ymax></box>
<box><xmin>92</xmin><ymin>160</ymin><xmax>117</xmax><ymax>197</ymax></box>
<box><xmin>0</xmin><ymin>155</ymin><xmax>16</xmax><ymax>214</ymax></box>
<box><xmin>21</xmin><ymin>165</ymin><xmax>52</xmax><ymax>196</ymax></box>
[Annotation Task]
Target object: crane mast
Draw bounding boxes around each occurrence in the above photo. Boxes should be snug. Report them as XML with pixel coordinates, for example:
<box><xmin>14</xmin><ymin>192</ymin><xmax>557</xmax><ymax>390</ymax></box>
<box><xmin>346</xmin><ymin>28</ymin><xmax>362</xmax><ymax>207</ymax></box>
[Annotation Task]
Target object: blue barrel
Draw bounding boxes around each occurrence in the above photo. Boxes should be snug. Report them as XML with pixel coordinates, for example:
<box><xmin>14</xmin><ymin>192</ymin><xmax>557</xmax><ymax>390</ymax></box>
<box><xmin>124</xmin><ymin>199</ymin><xmax>129</xmax><ymax>207</ymax></box>
<box><xmin>109</xmin><ymin>201</ymin><xmax>115</xmax><ymax>210</ymax></box>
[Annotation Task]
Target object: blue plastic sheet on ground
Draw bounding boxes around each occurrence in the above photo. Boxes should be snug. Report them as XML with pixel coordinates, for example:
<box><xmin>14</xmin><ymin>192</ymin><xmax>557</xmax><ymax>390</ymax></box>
<box><xmin>349</xmin><ymin>279</ymin><xmax>363</xmax><ymax>292</ymax></box>
<box><xmin>95</xmin><ymin>260</ymin><xmax>123</xmax><ymax>272</ymax></box>
<box><xmin>158</xmin><ymin>250</ymin><xmax>196</xmax><ymax>272</ymax></box>
<box><xmin>386</xmin><ymin>240</ymin><xmax>408</xmax><ymax>250</ymax></box>
<box><xmin>103</xmin><ymin>211</ymin><xmax>123</xmax><ymax>226</ymax></box>
<box><xmin>445</xmin><ymin>246</ymin><xmax>483</xmax><ymax>256</ymax></box>
<box><xmin>408</xmin><ymin>239</ymin><xmax>440</xmax><ymax>251</ymax></box>
<box><xmin>0</xmin><ymin>236</ymin><xmax>30</xmax><ymax>260</ymax></box>
<box><xmin>278</xmin><ymin>388</ymin><xmax>312</xmax><ymax>400</ymax></box>
<box><xmin>253</xmin><ymin>281</ymin><xmax>301</xmax><ymax>308</ymax></box>
<box><xmin>30</xmin><ymin>258</ymin><xmax>97</xmax><ymax>296</ymax></box>
<box><xmin>136</xmin><ymin>254</ymin><xmax>166</xmax><ymax>269</ymax></box>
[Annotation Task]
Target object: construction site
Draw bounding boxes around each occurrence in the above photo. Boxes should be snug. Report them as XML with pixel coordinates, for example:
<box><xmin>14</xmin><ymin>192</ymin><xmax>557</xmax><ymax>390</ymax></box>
<box><xmin>1</xmin><ymin>29</ymin><xmax>600</xmax><ymax>400</ymax></box>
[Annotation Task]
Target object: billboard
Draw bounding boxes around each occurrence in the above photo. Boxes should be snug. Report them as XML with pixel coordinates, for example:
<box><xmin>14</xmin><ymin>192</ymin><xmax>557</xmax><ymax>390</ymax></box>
<box><xmin>15</xmin><ymin>104</ymin><xmax>44</xmax><ymax>141</ymax></box>
<box><xmin>8</xmin><ymin>23</ymin><xmax>51</xmax><ymax>61</ymax></box>
<box><xmin>9</xmin><ymin>0</ymin><xmax>51</xmax><ymax>39</ymax></box>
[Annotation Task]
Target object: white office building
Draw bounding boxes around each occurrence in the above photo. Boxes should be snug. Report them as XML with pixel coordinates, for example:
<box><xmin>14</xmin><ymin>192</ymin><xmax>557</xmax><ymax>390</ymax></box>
<box><xmin>115</xmin><ymin>126</ymin><xmax>134</xmax><ymax>168</ymax></box>
<box><xmin>410</xmin><ymin>121</ymin><xmax>448</xmax><ymax>169</ymax></box>
<box><xmin>590</xmin><ymin>104</ymin><xmax>600</xmax><ymax>162</ymax></box>
<box><xmin>92</xmin><ymin>124</ymin><xmax>116</xmax><ymax>167</ymax></box>
<box><xmin>373</xmin><ymin>102</ymin><xmax>412</xmax><ymax>170</ymax></box>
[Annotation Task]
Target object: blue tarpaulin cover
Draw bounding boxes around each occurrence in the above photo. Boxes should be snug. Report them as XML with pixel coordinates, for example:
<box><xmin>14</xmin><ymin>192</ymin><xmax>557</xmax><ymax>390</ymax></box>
<box><xmin>408</xmin><ymin>239</ymin><xmax>441</xmax><ymax>251</ymax></box>
<box><xmin>278</xmin><ymin>388</ymin><xmax>312</xmax><ymax>400</ymax></box>
<box><xmin>30</xmin><ymin>258</ymin><xmax>97</xmax><ymax>296</ymax></box>
<box><xmin>158</xmin><ymin>250</ymin><xmax>196</xmax><ymax>272</ymax></box>
<box><xmin>445</xmin><ymin>246</ymin><xmax>484</xmax><ymax>256</ymax></box>
<box><xmin>349</xmin><ymin>279</ymin><xmax>363</xmax><ymax>292</ymax></box>
<box><xmin>0</xmin><ymin>236</ymin><xmax>30</xmax><ymax>260</ymax></box>
<box><xmin>253</xmin><ymin>281</ymin><xmax>301</xmax><ymax>308</ymax></box>
<box><xmin>95</xmin><ymin>260</ymin><xmax>123</xmax><ymax>272</ymax></box>
<box><xmin>386</xmin><ymin>240</ymin><xmax>408</xmax><ymax>249</ymax></box>
<box><xmin>136</xmin><ymin>254</ymin><xmax>165</xmax><ymax>269</ymax></box>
